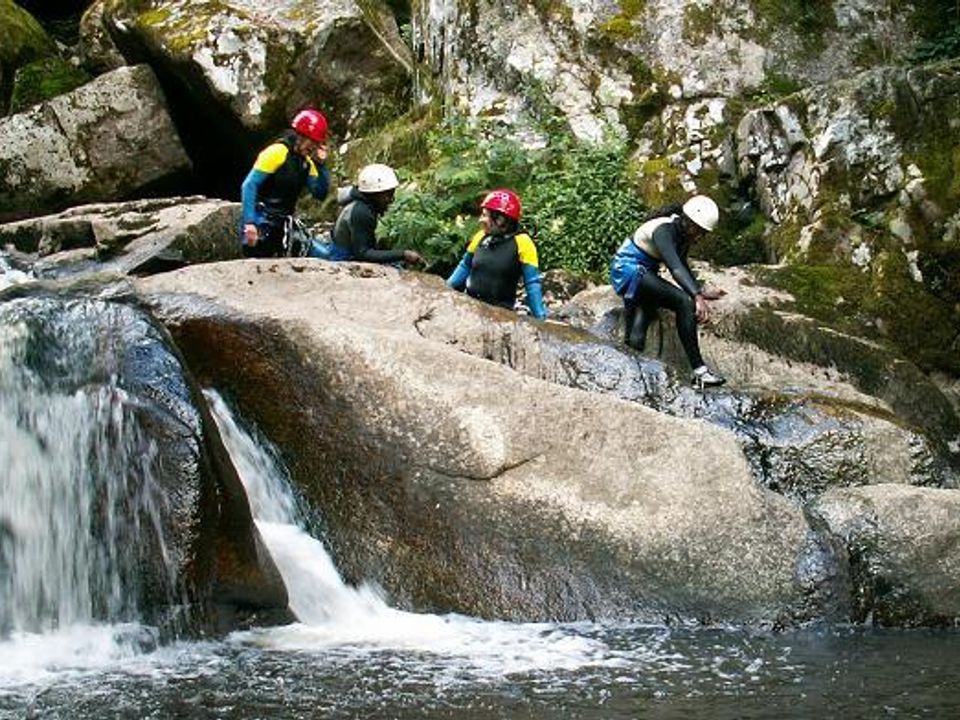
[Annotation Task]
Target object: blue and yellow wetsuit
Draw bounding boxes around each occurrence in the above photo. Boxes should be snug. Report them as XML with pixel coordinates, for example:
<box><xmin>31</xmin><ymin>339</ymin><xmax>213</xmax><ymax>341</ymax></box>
<box><xmin>240</xmin><ymin>131</ymin><xmax>329</xmax><ymax>257</ymax></box>
<box><xmin>447</xmin><ymin>230</ymin><xmax>547</xmax><ymax>319</ymax></box>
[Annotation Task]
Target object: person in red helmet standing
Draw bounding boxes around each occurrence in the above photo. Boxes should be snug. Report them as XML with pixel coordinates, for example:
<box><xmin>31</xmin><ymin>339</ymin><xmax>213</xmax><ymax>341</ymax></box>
<box><xmin>239</xmin><ymin>108</ymin><xmax>330</xmax><ymax>258</ymax></box>
<box><xmin>446</xmin><ymin>189</ymin><xmax>547</xmax><ymax>319</ymax></box>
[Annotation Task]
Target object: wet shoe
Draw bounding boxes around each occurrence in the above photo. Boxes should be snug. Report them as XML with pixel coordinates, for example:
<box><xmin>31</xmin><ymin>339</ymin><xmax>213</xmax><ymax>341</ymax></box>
<box><xmin>691</xmin><ymin>366</ymin><xmax>726</xmax><ymax>388</ymax></box>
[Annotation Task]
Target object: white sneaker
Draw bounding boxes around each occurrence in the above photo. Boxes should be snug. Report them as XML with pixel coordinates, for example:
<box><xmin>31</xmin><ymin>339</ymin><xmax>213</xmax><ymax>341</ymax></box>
<box><xmin>691</xmin><ymin>366</ymin><xmax>726</xmax><ymax>388</ymax></box>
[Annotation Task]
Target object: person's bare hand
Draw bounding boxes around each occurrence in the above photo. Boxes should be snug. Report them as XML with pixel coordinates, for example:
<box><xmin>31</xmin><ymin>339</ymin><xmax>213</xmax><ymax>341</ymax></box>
<box><xmin>695</xmin><ymin>294</ymin><xmax>710</xmax><ymax>324</ymax></box>
<box><xmin>243</xmin><ymin>223</ymin><xmax>259</xmax><ymax>246</ymax></box>
<box><xmin>403</xmin><ymin>249</ymin><xmax>426</xmax><ymax>266</ymax></box>
<box><xmin>701</xmin><ymin>285</ymin><xmax>726</xmax><ymax>301</ymax></box>
<box><xmin>314</xmin><ymin>145</ymin><xmax>328</xmax><ymax>164</ymax></box>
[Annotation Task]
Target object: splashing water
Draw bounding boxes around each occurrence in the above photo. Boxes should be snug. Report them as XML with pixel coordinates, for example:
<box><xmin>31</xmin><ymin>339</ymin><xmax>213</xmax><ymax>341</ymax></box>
<box><xmin>0</xmin><ymin>309</ymin><xmax>176</xmax><ymax>634</ymax></box>
<box><xmin>205</xmin><ymin>390</ymin><xmax>621</xmax><ymax>677</ymax></box>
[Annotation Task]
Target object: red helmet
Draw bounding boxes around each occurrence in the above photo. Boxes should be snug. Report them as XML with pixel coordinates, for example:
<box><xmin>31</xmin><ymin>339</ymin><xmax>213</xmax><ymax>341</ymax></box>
<box><xmin>291</xmin><ymin>108</ymin><xmax>328</xmax><ymax>143</ymax></box>
<box><xmin>481</xmin><ymin>189</ymin><xmax>521</xmax><ymax>221</ymax></box>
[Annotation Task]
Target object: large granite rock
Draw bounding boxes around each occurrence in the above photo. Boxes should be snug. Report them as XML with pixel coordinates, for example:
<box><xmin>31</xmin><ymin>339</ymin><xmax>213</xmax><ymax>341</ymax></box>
<box><xmin>811</xmin><ymin>484</ymin><xmax>960</xmax><ymax>626</ymax></box>
<box><xmin>93</xmin><ymin>0</ymin><xmax>411</xmax><ymax>138</ymax></box>
<box><xmin>411</xmin><ymin>0</ymin><xmax>921</xmax><ymax>142</ymax></box>
<box><xmin>137</xmin><ymin>259</ymin><xmax>960</xmax><ymax>625</ymax></box>
<box><xmin>138</xmin><ymin>260</ymin><xmax>823</xmax><ymax>624</ymax></box>
<box><xmin>0</xmin><ymin>64</ymin><xmax>191</xmax><ymax>222</ymax></box>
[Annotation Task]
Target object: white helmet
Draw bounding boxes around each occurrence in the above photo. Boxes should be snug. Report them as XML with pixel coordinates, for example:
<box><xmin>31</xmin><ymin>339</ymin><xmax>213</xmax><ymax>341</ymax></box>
<box><xmin>357</xmin><ymin>163</ymin><xmax>399</xmax><ymax>193</ymax></box>
<box><xmin>682</xmin><ymin>195</ymin><xmax>719</xmax><ymax>232</ymax></box>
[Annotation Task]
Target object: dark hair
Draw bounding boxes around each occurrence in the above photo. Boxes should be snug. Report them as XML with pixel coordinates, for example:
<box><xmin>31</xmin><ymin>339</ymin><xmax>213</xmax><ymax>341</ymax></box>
<box><xmin>487</xmin><ymin>210</ymin><xmax>519</xmax><ymax>235</ymax></box>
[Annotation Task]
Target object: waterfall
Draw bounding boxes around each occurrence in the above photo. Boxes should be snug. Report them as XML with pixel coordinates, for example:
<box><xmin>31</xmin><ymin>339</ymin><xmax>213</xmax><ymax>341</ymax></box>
<box><xmin>205</xmin><ymin>390</ymin><xmax>389</xmax><ymax>625</ymax></box>
<box><xmin>0</xmin><ymin>297</ymin><xmax>178</xmax><ymax>636</ymax></box>
<box><xmin>206</xmin><ymin>390</ymin><xmax>612</xmax><ymax>672</ymax></box>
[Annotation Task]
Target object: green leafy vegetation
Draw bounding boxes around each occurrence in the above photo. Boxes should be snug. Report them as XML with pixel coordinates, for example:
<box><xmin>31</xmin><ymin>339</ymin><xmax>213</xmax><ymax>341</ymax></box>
<box><xmin>378</xmin><ymin>115</ymin><xmax>645</xmax><ymax>279</ymax></box>
<box><xmin>911</xmin><ymin>26</ymin><xmax>960</xmax><ymax>62</ymax></box>
<box><xmin>910</xmin><ymin>1</ymin><xmax>960</xmax><ymax>62</ymax></box>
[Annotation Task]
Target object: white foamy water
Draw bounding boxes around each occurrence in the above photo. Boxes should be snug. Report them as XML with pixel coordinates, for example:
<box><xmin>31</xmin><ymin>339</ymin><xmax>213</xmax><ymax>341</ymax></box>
<box><xmin>0</xmin><ymin>255</ymin><xmax>31</xmax><ymax>291</ymax></box>
<box><xmin>205</xmin><ymin>390</ymin><xmax>621</xmax><ymax>677</ymax></box>
<box><xmin>0</xmin><ymin>625</ymin><xmax>148</xmax><ymax>686</ymax></box>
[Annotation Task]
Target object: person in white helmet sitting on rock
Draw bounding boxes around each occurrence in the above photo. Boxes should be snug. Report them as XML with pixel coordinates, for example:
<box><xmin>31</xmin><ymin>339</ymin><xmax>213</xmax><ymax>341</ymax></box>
<box><xmin>609</xmin><ymin>194</ymin><xmax>727</xmax><ymax>388</ymax></box>
<box><xmin>309</xmin><ymin>163</ymin><xmax>424</xmax><ymax>266</ymax></box>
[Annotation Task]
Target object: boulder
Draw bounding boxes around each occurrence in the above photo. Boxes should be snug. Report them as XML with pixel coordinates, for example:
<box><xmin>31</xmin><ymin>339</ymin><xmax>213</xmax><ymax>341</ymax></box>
<box><xmin>0</xmin><ymin>64</ymin><xmax>191</xmax><ymax>222</ymax></box>
<box><xmin>134</xmin><ymin>259</ymin><xmax>959</xmax><ymax>624</ymax></box>
<box><xmin>90</xmin><ymin>0</ymin><xmax>412</xmax><ymax>193</ymax></box>
<box><xmin>0</xmin><ymin>196</ymin><xmax>242</xmax><ymax>277</ymax></box>
<box><xmin>811</xmin><ymin>484</ymin><xmax>960</xmax><ymax>626</ymax></box>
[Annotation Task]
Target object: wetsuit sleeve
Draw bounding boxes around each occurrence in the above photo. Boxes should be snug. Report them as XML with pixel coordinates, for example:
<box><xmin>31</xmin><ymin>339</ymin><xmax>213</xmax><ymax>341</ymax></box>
<box><xmin>516</xmin><ymin>235</ymin><xmax>546</xmax><ymax>319</ymax></box>
<box><xmin>446</xmin><ymin>253</ymin><xmax>473</xmax><ymax>289</ymax></box>
<box><xmin>305</xmin><ymin>159</ymin><xmax>330</xmax><ymax>200</ymax></box>
<box><xmin>240</xmin><ymin>168</ymin><xmax>268</xmax><ymax>225</ymax></box>
<box><xmin>521</xmin><ymin>264</ymin><xmax>547</xmax><ymax>319</ymax></box>
<box><xmin>447</xmin><ymin>231</ymin><xmax>484</xmax><ymax>289</ymax></box>
<box><xmin>349</xmin><ymin>203</ymin><xmax>406</xmax><ymax>263</ymax></box>
<box><xmin>652</xmin><ymin>224</ymin><xmax>701</xmax><ymax>296</ymax></box>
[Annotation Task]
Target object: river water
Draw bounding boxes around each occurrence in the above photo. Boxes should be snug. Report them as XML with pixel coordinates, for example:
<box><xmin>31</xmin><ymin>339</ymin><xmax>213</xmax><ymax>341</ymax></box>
<box><xmin>1</xmin><ymin>318</ymin><xmax>959</xmax><ymax>718</ymax></box>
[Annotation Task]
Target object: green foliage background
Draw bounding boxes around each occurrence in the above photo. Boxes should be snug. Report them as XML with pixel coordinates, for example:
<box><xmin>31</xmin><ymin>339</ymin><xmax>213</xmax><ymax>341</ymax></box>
<box><xmin>378</xmin><ymin>115</ymin><xmax>645</xmax><ymax>279</ymax></box>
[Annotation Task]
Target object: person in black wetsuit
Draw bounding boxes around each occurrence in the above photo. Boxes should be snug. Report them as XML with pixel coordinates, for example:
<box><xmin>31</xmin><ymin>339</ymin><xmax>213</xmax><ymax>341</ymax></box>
<box><xmin>445</xmin><ymin>189</ymin><xmax>547</xmax><ymax>319</ymax></box>
<box><xmin>239</xmin><ymin>108</ymin><xmax>330</xmax><ymax>258</ymax></box>
<box><xmin>609</xmin><ymin>195</ymin><xmax>727</xmax><ymax>387</ymax></box>
<box><xmin>312</xmin><ymin>163</ymin><xmax>424</xmax><ymax>266</ymax></box>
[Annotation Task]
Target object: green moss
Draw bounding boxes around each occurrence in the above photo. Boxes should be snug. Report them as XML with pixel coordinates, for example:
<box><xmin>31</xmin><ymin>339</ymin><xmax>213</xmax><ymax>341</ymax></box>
<box><xmin>682</xmin><ymin>2</ymin><xmax>720</xmax><ymax>45</ymax></box>
<box><xmin>595</xmin><ymin>0</ymin><xmax>646</xmax><ymax>42</ymax></box>
<box><xmin>634</xmin><ymin>157</ymin><xmax>684</xmax><ymax>208</ymax></box>
<box><xmin>0</xmin><ymin>0</ymin><xmax>53</xmax><ymax>63</ymax></box>
<box><xmin>745</xmin><ymin>0</ymin><xmax>836</xmax><ymax>51</ymax></box>
<box><xmin>756</xmin><ymin>258</ymin><xmax>960</xmax><ymax>375</ymax></box>
<box><xmin>9</xmin><ymin>56</ymin><xmax>91</xmax><ymax>113</ymax></box>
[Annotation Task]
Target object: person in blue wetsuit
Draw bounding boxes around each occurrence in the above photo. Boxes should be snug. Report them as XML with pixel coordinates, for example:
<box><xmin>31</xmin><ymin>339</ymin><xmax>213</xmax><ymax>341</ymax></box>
<box><xmin>609</xmin><ymin>195</ymin><xmax>727</xmax><ymax>387</ymax></box>
<box><xmin>446</xmin><ymin>189</ymin><xmax>547</xmax><ymax>320</ymax></box>
<box><xmin>239</xmin><ymin>108</ymin><xmax>330</xmax><ymax>258</ymax></box>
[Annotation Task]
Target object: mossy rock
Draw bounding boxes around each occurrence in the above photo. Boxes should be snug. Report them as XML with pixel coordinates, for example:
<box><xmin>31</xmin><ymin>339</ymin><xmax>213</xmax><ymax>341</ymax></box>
<box><xmin>0</xmin><ymin>0</ymin><xmax>55</xmax><ymax>111</ymax></box>
<box><xmin>10</xmin><ymin>55</ymin><xmax>91</xmax><ymax>113</ymax></box>
<box><xmin>754</xmin><ymin>261</ymin><xmax>960</xmax><ymax>386</ymax></box>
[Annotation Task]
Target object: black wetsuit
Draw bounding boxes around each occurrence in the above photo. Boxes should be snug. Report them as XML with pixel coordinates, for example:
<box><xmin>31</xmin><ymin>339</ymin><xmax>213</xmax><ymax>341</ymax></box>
<box><xmin>331</xmin><ymin>187</ymin><xmax>406</xmax><ymax>263</ymax></box>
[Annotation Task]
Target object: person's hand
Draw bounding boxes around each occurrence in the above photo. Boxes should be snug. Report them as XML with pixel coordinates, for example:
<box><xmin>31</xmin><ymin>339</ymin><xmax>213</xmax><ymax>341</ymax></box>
<box><xmin>403</xmin><ymin>249</ymin><xmax>426</xmax><ymax>266</ymax></box>
<box><xmin>243</xmin><ymin>223</ymin><xmax>259</xmax><ymax>246</ymax></box>
<box><xmin>700</xmin><ymin>285</ymin><xmax>727</xmax><ymax>301</ymax></box>
<box><xmin>695</xmin><ymin>293</ymin><xmax>710</xmax><ymax>324</ymax></box>
<box><xmin>313</xmin><ymin>144</ymin><xmax>328</xmax><ymax>165</ymax></box>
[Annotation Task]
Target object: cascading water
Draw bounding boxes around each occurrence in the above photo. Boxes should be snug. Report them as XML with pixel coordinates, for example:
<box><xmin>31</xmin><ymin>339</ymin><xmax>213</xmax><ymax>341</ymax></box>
<box><xmin>3</xmin><ymin>263</ymin><xmax>959</xmax><ymax>716</ymax></box>
<box><xmin>206</xmin><ymin>390</ymin><xmax>614</xmax><ymax>672</ymax></box>
<box><xmin>0</xmin><ymin>293</ymin><xmax>180</xmax><ymax>649</ymax></box>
